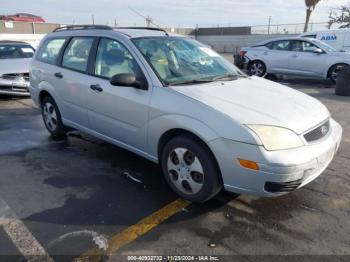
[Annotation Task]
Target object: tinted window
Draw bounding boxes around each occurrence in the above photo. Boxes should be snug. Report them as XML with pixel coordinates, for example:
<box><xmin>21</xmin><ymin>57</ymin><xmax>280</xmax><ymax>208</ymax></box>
<box><xmin>95</xmin><ymin>38</ymin><xmax>141</xmax><ymax>79</ymax></box>
<box><xmin>37</xmin><ymin>38</ymin><xmax>66</xmax><ymax>65</ymax></box>
<box><xmin>62</xmin><ymin>37</ymin><xmax>94</xmax><ymax>72</ymax></box>
<box><xmin>0</xmin><ymin>44</ymin><xmax>35</xmax><ymax>59</ymax></box>
<box><xmin>266</xmin><ymin>40</ymin><xmax>291</xmax><ymax>51</ymax></box>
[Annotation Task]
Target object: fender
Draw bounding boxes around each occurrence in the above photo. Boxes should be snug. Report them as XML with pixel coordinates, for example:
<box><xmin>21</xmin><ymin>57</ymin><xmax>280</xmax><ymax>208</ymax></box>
<box><xmin>147</xmin><ymin>114</ymin><xmax>220</xmax><ymax>160</ymax></box>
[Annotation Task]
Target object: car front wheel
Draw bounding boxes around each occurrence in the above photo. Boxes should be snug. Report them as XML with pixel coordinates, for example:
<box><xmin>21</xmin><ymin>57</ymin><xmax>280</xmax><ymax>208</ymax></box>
<box><xmin>161</xmin><ymin>136</ymin><xmax>222</xmax><ymax>203</ymax></box>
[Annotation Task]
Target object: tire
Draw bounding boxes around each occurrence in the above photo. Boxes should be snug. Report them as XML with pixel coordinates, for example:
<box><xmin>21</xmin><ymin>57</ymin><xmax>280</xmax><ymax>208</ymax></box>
<box><xmin>41</xmin><ymin>96</ymin><xmax>68</xmax><ymax>139</ymax></box>
<box><xmin>161</xmin><ymin>136</ymin><xmax>223</xmax><ymax>203</ymax></box>
<box><xmin>248</xmin><ymin>60</ymin><xmax>266</xmax><ymax>77</ymax></box>
<box><xmin>328</xmin><ymin>64</ymin><xmax>348</xmax><ymax>84</ymax></box>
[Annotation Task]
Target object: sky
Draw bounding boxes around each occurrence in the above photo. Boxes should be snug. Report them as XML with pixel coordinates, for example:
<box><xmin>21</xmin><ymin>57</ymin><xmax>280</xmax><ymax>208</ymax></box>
<box><xmin>0</xmin><ymin>0</ymin><xmax>348</xmax><ymax>28</ymax></box>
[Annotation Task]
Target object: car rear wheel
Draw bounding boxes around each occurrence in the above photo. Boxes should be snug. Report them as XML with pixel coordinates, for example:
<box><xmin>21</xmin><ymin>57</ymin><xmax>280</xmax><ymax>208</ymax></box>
<box><xmin>249</xmin><ymin>60</ymin><xmax>266</xmax><ymax>77</ymax></box>
<box><xmin>41</xmin><ymin>96</ymin><xmax>68</xmax><ymax>139</ymax></box>
<box><xmin>161</xmin><ymin>136</ymin><xmax>222</xmax><ymax>203</ymax></box>
<box><xmin>328</xmin><ymin>64</ymin><xmax>348</xmax><ymax>84</ymax></box>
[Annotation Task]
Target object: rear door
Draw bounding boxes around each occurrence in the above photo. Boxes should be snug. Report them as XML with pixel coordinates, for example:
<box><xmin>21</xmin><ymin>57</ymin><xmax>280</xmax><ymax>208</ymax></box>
<box><xmin>263</xmin><ymin>40</ymin><xmax>293</xmax><ymax>74</ymax></box>
<box><xmin>288</xmin><ymin>40</ymin><xmax>326</xmax><ymax>77</ymax></box>
<box><xmin>55</xmin><ymin>36</ymin><xmax>97</xmax><ymax>128</ymax></box>
<box><xmin>86</xmin><ymin>38</ymin><xmax>152</xmax><ymax>151</ymax></box>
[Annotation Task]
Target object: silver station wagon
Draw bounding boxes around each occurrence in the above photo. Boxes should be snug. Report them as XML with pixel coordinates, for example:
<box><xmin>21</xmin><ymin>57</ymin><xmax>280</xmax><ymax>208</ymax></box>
<box><xmin>29</xmin><ymin>25</ymin><xmax>342</xmax><ymax>202</ymax></box>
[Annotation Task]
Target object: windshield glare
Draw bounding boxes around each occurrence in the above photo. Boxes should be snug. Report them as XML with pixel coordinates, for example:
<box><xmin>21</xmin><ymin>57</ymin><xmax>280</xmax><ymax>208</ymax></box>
<box><xmin>0</xmin><ymin>44</ymin><xmax>35</xmax><ymax>59</ymax></box>
<box><xmin>132</xmin><ymin>37</ymin><xmax>243</xmax><ymax>85</ymax></box>
<box><xmin>311</xmin><ymin>39</ymin><xmax>337</xmax><ymax>52</ymax></box>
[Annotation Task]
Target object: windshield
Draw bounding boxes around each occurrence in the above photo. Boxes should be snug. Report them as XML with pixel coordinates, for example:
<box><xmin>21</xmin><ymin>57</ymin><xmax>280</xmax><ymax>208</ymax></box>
<box><xmin>311</xmin><ymin>39</ymin><xmax>337</xmax><ymax>52</ymax></box>
<box><xmin>132</xmin><ymin>37</ymin><xmax>244</xmax><ymax>86</ymax></box>
<box><xmin>0</xmin><ymin>44</ymin><xmax>35</xmax><ymax>59</ymax></box>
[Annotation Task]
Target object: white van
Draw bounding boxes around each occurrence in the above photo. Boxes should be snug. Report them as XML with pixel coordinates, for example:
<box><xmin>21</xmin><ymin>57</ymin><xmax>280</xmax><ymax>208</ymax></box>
<box><xmin>300</xmin><ymin>29</ymin><xmax>350</xmax><ymax>51</ymax></box>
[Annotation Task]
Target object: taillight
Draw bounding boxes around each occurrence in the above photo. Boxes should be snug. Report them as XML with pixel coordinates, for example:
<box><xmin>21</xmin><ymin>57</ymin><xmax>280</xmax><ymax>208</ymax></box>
<box><xmin>239</xmin><ymin>50</ymin><xmax>247</xmax><ymax>57</ymax></box>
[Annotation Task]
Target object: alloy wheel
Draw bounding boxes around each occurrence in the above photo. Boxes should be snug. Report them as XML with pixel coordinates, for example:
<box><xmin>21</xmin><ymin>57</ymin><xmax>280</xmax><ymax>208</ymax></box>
<box><xmin>250</xmin><ymin>62</ymin><xmax>265</xmax><ymax>76</ymax></box>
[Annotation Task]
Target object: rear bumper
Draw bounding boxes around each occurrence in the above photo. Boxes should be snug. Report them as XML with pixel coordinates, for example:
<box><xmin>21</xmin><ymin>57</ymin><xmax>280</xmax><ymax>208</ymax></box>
<box><xmin>209</xmin><ymin>118</ymin><xmax>342</xmax><ymax>197</ymax></box>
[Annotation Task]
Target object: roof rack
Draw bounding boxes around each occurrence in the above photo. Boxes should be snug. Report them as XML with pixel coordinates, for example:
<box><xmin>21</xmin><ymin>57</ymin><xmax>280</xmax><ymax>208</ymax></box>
<box><xmin>115</xmin><ymin>27</ymin><xmax>169</xmax><ymax>36</ymax></box>
<box><xmin>53</xmin><ymin>24</ymin><xmax>113</xmax><ymax>32</ymax></box>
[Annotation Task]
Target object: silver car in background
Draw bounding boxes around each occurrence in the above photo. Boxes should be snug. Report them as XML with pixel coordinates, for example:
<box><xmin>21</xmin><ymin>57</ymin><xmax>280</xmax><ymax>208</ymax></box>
<box><xmin>0</xmin><ymin>41</ymin><xmax>34</xmax><ymax>96</ymax></box>
<box><xmin>241</xmin><ymin>37</ymin><xmax>350</xmax><ymax>83</ymax></box>
<box><xmin>29</xmin><ymin>26</ymin><xmax>342</xmax><ymax>202</ymax></box>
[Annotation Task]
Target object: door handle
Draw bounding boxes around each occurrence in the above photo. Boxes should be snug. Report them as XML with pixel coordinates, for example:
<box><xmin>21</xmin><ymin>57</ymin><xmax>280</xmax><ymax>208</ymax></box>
<box><xmin>90</xmin><ymin>84</ymin><xmax>103</xmax><ymax>92</ymax></box>
<box><xmin>54</xmin><ymin>72</ymin><xmax>63</xmax><ymax>78</ymax></box>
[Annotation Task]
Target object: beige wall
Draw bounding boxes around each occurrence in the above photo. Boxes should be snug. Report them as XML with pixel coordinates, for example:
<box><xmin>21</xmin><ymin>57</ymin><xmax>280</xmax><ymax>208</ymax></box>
<box><xmin>0</xmin><ymin>21</ymin><xmax>61</xmax><ymax>34</ymax></box>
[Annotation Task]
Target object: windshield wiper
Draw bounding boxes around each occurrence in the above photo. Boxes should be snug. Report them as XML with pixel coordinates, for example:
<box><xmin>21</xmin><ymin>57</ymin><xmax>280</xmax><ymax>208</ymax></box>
<box><xmin>170</xmin><ymin>79</ymin><xmax>214</xmax><ymax>86</ymax></box>
<box><xmin>211</xmin><ymin>74</ymin><xmax>246</xmax><ymax>81</ymax></box>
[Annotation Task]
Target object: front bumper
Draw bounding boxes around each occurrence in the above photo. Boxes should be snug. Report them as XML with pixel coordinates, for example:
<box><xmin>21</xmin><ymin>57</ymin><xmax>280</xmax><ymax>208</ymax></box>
<box><xmin>209</xmin><ymin>118</ymin><xmax>342</xmax><ymax>197</ymax></box>
<box><xmin>0</xmin><ymin>77</ymin><xmax>30</xmax><ymax>96</ymax></box>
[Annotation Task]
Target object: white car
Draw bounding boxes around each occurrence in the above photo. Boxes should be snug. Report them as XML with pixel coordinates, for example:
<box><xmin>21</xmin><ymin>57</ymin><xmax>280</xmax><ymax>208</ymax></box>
<box><xmin>29</xmin><ymin>26</ymin><xmax>342</xmax><ymax>202</ymax></box>
<box><xmin>241</xmin><ymin>37</ymin><xmax>350</xmax><ymax>83</ymax></box>
<box><xmin>300</xmin><ymin>29</ymin><xmax>350</xmax><ymax>52</ymax></box>
<box><xmin>0</xmin><ymin>41</ymin><xmax>34</xmax><ymax>96</ymax></box>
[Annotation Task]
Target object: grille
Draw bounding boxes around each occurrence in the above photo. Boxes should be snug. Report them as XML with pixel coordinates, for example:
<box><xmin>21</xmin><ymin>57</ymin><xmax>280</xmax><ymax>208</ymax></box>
<box><xmin>1</xmin><ymin>73</ymin><xmax>29</xmax><ymax>81</ymax></box>
<box><xmin>304</xmin><ymin>120</ymin><xmax>330</xmax><ymax>143</ymax></box>
<box><xmin>264</xmin><ymin>179</ymin><xmax>302</xmax><ymax>193</ymax></box>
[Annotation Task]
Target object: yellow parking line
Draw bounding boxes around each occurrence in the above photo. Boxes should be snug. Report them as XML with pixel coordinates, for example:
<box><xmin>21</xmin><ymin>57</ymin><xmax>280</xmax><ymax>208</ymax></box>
<box><xmin>77</xmin><ymin>198</ymin><xmax>190</xmax><ymax>261</ymax></box>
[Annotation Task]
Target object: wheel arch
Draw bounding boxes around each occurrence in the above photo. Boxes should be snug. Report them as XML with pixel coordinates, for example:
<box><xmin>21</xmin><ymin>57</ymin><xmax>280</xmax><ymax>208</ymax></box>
<box><xmin>157</xmin><ymin>128</ymin><xmax>223</xmax><ymax>183</ymax></box>
<box><xmin>327</xmin><ymin>62</ymin><xmax>350</xmax><ymax>78</ymax></box>
<box><xmin>39</xmin><ymin>90</ymin><xmax>52</xmax><ymax>106</ymax></box>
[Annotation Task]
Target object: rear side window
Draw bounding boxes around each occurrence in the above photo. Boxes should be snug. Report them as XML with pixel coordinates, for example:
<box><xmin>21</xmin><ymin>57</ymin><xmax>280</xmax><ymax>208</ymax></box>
<box><xmin>266</xmin><ymin>40</ymin><xmax>291</xmax><ymax>51</ymax></box>
<box><xmin>37</xmin><ymin>38</ymin><xmax>66</xmax><ymax>65</ymax></box>
<box><xmin>303</xmin><ymin>35</ymin><xmax>317</xmax><ymax>39</ymax></box>
<box><xmin>62</xmin><ymin>37</ymin><xmax>94</xmax><ymax>72</ymax></box>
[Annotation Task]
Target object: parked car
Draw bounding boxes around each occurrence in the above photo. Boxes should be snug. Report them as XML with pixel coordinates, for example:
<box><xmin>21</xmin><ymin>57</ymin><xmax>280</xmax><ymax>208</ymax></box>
<box><xmin>240</xmin><ymin>37</ymin><xmax>350</xmax><ymax>83</ymax></box>
<box><xmin>0</xmin><ymin>41</ymin><xmax>34</xmax><ymax>96</ymax></box>
<box><xmin>0</xmin><ymin>13</ymin><xmax>45</xmax><ymax>23</ymax></box>
<box><xmin>300</xmin><ymin>29</ymin><xmax>350</xmax><ymax>52</ymax></box>
<box><xmin>29</xmin><ymin>25</ymin><xmax>342</xmax><ymax>202</ymax></box>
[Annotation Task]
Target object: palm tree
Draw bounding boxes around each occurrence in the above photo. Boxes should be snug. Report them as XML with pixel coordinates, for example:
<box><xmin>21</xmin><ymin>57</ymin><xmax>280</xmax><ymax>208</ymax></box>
<box><xmin>304</xmin><ymin>0</ymin><xmax>321</xmax><ymax>32</ymax></box>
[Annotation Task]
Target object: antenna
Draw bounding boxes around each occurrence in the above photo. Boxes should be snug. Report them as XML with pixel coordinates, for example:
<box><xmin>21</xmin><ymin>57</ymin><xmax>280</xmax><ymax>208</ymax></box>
<box><xmin>128</xmin><ymin>7</ymin><xmax>161</xmax><ymax>28</ymax></box>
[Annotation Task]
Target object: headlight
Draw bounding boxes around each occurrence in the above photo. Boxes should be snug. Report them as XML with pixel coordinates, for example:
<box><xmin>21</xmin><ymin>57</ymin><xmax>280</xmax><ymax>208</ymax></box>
<box><xmin>247</xmin><ymin>125</ymin><xmax>304</xmax><ymax>151</ymax></box>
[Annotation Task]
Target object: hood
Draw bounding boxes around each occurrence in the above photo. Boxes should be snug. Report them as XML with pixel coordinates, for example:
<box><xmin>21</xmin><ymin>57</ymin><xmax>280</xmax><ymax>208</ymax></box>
<box><xmin>171</xmin><ymin>76</ymin><xmax>330</xmax><ymax>134</ymax></box>
<box><xmin>0</xmin><ymin>58</ymin><xmax>31</xmax><ymax>75</ymax></box>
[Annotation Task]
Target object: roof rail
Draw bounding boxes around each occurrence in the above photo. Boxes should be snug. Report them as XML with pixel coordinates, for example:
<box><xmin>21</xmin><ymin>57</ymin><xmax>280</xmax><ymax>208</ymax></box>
<box><xmin>53</xmin><ymin>24</ymin><xmax>113</xmax><ymax>32</ymax></box>
<box><xmin>115</xmin><ymin>27</ymin><xmax>169</xmax><ymax>36</ymax></box>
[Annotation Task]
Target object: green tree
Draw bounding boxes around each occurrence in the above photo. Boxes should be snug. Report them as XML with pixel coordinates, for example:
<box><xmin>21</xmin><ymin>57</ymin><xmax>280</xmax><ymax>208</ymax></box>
<box><xmin>328</xmin><ymin>5</ymin><xmax>350</xmax><ymax>28</ymax></box>
<box><xmin>304</xmin><ymin>0</ymin><xmax>321</xmax><ymax>32</ymax></box>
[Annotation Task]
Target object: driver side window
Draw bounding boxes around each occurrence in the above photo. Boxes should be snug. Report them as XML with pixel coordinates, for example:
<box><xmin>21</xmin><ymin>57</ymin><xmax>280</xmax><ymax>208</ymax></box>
<box><xmin>94</xmin><ymin>38</ymin><xmax>140</xmax><ymax>79</ymax></box>
<box><xmin>301</xmin><ymin>41</ymin><xmax>319</xmax><ymax>52</ymax></box>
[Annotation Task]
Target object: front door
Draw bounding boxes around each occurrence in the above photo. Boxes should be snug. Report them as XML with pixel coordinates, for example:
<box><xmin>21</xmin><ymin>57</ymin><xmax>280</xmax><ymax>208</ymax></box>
<box><xmin>288</xmin><ymin>40</ymin><xmax>326</xmax><ymax>77</ymax></box>
<box><xmin>87</xmin><ymin>38</ymin><xmax>152</xmax><ymax>151</ymax></box>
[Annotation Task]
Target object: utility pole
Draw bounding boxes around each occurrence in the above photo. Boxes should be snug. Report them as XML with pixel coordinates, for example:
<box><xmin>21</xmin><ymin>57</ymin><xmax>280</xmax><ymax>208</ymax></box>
<box><xmin>146</xmin><ymin>16</ymin><xmax>152</xmax><ymax>27</ymax></box>
<box><xmin>91</xmin><ymin>14</ymin><xmax>95</xmax><ymax>25</ymax></box>
<box><xmin>268</xmin><ymin>16</ymin><xmax>272</xmax><ymax>34</ymax></box>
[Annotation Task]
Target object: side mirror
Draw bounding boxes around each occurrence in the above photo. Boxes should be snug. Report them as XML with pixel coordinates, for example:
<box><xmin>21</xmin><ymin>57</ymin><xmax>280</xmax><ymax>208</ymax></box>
<box><xmin>110</xmin><ymin>73</ymin><xmax>148</xmax><ymax>90</ymax></box>
<box><xmin>313</xmin><ymin>48</ymin><xmax>324</xmax><ymax>54</ymax></box>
